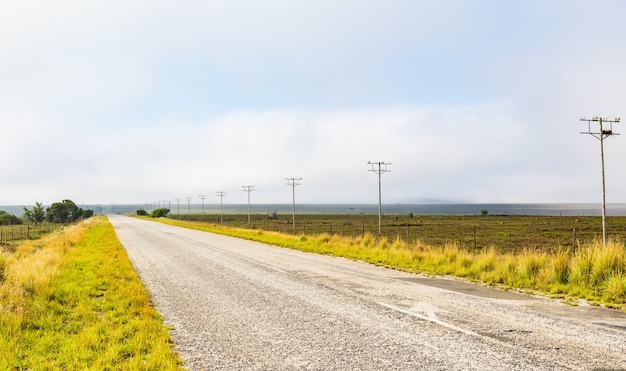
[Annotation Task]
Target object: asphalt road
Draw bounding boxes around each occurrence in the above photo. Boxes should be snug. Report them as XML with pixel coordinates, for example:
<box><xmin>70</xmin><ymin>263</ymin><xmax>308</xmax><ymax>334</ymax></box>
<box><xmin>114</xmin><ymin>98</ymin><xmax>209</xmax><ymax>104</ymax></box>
<box><xmin>108</xmin><ymin>215</ymin><xmax>626</xmax><ymax>370</ymax></box>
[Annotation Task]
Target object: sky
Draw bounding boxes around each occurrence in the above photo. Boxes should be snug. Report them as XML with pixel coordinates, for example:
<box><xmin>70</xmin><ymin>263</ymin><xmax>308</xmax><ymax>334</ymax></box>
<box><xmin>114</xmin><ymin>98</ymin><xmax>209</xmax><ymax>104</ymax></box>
<box><xmin>2</xmin><ymin>0</ymin><xmax>626</xmax><ymax>206</ymax></box>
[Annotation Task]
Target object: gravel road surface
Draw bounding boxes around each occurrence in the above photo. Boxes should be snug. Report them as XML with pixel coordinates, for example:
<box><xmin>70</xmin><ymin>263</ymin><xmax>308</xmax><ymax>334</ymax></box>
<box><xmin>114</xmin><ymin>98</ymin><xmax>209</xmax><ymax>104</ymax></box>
<box><xmin>108</xmin><ymin>215</ymin><xmax>626</xmax><ymax>370</ymax></box>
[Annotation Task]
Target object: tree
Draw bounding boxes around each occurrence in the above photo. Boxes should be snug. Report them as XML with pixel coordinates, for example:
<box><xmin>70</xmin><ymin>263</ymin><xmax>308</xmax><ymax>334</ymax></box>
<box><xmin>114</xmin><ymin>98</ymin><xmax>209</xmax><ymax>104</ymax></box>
<box><xmin>0</xmin><ymin>210</ymin><xmax>22</xmax><ymax>226</ymax></box>
<box><xmin>150</xmin><ymin>208</ymin><xmax>169</xmax><ymax>218</ymax></box>
<box><xmin>46</xmin><ymin>199</ymin><xmax>89</xmax><ymax>223</ymax></box>
<box><xmin>23</xmin><ymin>202</ymin><xmax>46</xmax><ymax>225</ymax></box>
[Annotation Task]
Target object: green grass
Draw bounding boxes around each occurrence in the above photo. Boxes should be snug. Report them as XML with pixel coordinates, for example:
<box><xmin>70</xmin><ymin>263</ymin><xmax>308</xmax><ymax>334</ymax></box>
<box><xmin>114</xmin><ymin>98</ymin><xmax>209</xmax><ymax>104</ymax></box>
<box><xmin>150</xmin><ymin>216</ymin><xmax>626</xmax><ymax>310</ymax></box>
<box><xmin>0</xmin><ymin>216</ymin><xmax>183</xmax><ymax>369</ymax></box>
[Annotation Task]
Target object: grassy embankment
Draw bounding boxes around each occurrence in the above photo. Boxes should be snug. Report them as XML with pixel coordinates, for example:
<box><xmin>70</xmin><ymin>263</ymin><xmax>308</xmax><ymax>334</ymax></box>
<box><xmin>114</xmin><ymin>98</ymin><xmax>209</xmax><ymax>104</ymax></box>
<box><xmin>0</xmin><ymin>216</ymin><xmax>183</xmax><ymax>369</ymax></box>
<box><xmin>155</xmin><ymin>217</ymin><xmax>626</xmax><ymax>310</ymax></box>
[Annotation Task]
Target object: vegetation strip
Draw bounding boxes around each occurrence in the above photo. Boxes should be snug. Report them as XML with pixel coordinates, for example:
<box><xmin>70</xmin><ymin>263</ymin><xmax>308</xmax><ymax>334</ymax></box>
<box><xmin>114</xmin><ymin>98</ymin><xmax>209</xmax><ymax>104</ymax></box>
<box><xmin>0</xmin><ymin>216</ymin><xmax>183</xmax><ymax>369</ymax></box>
<box><xmin>150</xmin><ymin>216</ymin><xmax>626</xmax><ymax>310</ymax></box>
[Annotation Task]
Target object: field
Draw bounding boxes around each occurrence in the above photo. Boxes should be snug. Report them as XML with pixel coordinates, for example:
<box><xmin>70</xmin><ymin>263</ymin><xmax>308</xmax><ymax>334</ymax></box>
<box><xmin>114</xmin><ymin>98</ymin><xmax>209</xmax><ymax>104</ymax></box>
<box><xmin>158</xmin><ymin>213</ymin><xmax>626</xmax><ymax>309</ymax></box>
<box><xmin>169</xmin><ymin>213</ymin><xmax>626</xmax><ymax>254</ymax></box>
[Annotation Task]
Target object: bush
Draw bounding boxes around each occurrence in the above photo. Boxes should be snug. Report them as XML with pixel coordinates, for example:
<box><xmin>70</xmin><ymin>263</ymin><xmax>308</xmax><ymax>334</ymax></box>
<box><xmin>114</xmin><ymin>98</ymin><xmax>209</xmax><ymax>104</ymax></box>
<box><xmin>0</xmin><ymin>211</ymin><xmax>22</xmax><ymax>226</ymax></box>
<box><xmin>150</xmin><ymin>208</ymin><xmax>170</xmax><ymax>218</ymax></box>
<box><xmin>136</xmin><ymin>209</ymin><xmax>148</xmax><ymax>216</ymax></box>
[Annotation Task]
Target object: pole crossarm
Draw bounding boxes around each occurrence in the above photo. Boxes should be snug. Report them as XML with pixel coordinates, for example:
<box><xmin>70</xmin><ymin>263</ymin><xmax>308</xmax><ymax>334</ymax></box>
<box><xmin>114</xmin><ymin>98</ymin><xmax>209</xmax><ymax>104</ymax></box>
<box><xmin>580</xmin><ymin>116</ymin><xmax>620</xmax><ymax>140</ymax></box>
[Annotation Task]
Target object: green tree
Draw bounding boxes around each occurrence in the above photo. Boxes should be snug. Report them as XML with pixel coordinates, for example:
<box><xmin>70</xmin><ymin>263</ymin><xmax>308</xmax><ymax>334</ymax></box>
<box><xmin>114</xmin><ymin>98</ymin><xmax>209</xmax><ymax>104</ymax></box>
<box><xmin>150</xmin><ymin>208</ymin><xmax>169</xmax><ymax>218</ymax></box>
<box><xmin>0</xmin><ymin>210</ymin><xmax>23</xmax><ymax>225</ymax></box>
<box><xmin>46</xmin><ymin>199</ymin><xmax>86</xmax><ymax>223</ymax></box>
<box><xmin>23</xmin><ymin>202</ymin><xmax>46</xmax><ymax>225</ymax></box>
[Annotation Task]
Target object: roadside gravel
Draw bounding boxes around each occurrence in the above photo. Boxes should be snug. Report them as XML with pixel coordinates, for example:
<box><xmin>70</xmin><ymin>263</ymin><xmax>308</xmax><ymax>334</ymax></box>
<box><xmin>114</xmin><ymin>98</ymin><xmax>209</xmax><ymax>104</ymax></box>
<box><xmin>109</xmin><ymin>215</ymin><xmax>626</xmax><ymax>370</ymax></box>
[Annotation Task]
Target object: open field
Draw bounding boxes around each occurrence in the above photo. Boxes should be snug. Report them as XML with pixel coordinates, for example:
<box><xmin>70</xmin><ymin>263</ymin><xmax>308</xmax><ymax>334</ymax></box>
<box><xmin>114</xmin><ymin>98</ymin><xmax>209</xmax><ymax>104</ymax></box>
<box><xmin>0</xmin><ymin>216</ymin><xmax>183</xmax><ymax>369</ymax></box>
<box><xmin>168</xmin><ymin>213</ymin><xmax>626</xmax><ymax>254</ymax></box>
<box><xmin>155</xmin><ymin>215</ymin><xmax>626</xmax><ymax>309</ymax></box>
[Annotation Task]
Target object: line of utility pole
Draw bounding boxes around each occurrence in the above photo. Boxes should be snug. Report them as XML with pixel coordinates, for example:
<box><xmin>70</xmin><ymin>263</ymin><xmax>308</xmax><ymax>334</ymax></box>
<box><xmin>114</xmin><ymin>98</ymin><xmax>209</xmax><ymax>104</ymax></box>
<box><xmin>368</xmin><ymin>161</ymin><xmax>391</xmax><ymax>235</ymax></box>
<box><xmin>216</xmin><ymin>191</ymin><xmax>227</xmax><ymax>223</ymax></box>
<box><xmin>242</xmin><ymin>185</ymin><xmax>255</xmax><ymax>224</ymax></box>
<box><xmin>285</xmin><ymin>177</ymin><xmax>302</xmax><ymax>229</ymax></box>
<box><xmin>580</xmin><ymin>116</ymin><xmax>620</xmax><ymax>246</ymax></box>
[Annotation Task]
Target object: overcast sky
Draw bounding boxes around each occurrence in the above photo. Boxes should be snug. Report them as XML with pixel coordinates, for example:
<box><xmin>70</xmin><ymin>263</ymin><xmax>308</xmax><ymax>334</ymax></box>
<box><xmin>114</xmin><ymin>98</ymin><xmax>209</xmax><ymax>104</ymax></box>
<box><xmin>2</xmin><ymin>1</ymin><xmax>626</xmax><ymax>206</ymax></box>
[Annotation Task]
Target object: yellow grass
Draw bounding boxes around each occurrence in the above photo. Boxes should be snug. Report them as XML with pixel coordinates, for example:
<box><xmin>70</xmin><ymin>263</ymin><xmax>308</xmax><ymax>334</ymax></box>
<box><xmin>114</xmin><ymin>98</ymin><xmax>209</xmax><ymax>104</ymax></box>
<box><xmin>149</xmin><ymin>217</ymin><xmax>626</xmax><ymax>309</ymax></box>
<box><xmin>0</xmin><ymin>216</ymin><xmax>183</xmax><ymax>369</ymax></box>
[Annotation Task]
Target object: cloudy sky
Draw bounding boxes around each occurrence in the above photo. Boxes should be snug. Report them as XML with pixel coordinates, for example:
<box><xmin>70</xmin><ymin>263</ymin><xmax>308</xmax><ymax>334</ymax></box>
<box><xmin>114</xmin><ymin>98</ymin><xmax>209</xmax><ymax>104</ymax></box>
<box><xmin>2</xmin><ymin>0</ymin><xmax>626</xmax><ymax>206</ymax></box>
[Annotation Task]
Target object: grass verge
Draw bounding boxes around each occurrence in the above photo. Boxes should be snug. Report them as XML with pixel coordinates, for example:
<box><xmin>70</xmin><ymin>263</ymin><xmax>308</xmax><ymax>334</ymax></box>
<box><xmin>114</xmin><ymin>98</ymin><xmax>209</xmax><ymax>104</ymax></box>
<box><xmin>0</xmin><ymin>216</ymin><xmax>183</xmax><ymax>369</ymax></box>
<box><xmin>151</xmin><ymin>217</ymin><xmax>626</xmax><ymax>310</ymax></box>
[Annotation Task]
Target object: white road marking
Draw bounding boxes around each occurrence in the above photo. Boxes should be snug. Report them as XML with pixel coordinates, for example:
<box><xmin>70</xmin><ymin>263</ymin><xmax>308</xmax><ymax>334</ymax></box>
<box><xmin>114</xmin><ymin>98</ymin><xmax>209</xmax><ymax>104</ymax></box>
<box><xmin>378</xmin><ymin>302</ymin><xmax>480</xmax><ymax>337</ymax></box>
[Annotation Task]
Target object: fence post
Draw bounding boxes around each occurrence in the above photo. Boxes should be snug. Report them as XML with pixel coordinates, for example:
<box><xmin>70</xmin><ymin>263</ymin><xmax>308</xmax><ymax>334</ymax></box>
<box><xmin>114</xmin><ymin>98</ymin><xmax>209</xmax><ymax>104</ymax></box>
<box><xmin>473</xmin><ymin>226</ymin><xmax>477</xmax><ymax>250</ymax></box>
<box><xmin>406</xmin><ymin>223</ymin><xmax>409</xmax><ymax>242</ymax></box>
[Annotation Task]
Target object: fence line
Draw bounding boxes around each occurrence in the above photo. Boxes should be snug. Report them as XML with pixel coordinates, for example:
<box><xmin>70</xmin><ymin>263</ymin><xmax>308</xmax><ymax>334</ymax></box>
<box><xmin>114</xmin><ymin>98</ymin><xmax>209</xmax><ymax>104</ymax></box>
<box><xmin>0</xmin><ymin>223</ymin><xmax>62</xmax><ymax>245</ymax></box>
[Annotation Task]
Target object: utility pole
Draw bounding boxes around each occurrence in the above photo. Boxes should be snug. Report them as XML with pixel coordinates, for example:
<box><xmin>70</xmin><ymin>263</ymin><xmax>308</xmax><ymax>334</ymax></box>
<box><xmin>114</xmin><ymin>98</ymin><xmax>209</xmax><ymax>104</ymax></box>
<box><xmin>580</xmin><ymin>116</ymin><xmax>620</xmax><ymax>246</ymax></box>
<box><xmin>367</xmin><ymin>161</ymin><xmax>391</xmax><ymax>235</ymax></box>
<box><xmin>285</xmin><ymin>177</ymin><xmax>302</xmax><ymax>230</ymax></box>
<box><xmin>242</xmin><ymin>185</ymin><xmax>255</xmax><ymax>224</ymax></box>
<box><xmin>185</xmin><ymin>196</ymin><xmax>193</xmax><ymax>220</ymax></box>
<box><xmin>175</xmin><ymin>198</ymin><xmax>181</xmax><ymax>219</ymax></box>
<box><xmin>198</xmin><ymin>194</ymin><xmax>207</xmax><ymax>217</ymax></box>
<box><xmin>216</xmin><ymin>191</ymin><xmax>227</xmax><ymax>223</ymax></box>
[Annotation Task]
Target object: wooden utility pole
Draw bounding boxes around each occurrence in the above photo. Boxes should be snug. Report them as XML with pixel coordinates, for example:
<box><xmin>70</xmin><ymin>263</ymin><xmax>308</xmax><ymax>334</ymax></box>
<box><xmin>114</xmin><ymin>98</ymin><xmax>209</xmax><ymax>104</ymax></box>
<box><xmin>242</xmin><ymin>185</ymin><xmax>255</xmax><ymax>224</ymax></box>
<box><xmin>285</xmin><ymin>178</ymin><xmax>302</xmax><ymax>230</ymax></box>
<box><xmin>367</xmin><ymin>161</ymin><xmax>391</xmax><ymax>235</ymax></box>
<box><xmin>580</xmin><ymin>116</ymin><xmax>620</xmax><ymax>245</ymax></box>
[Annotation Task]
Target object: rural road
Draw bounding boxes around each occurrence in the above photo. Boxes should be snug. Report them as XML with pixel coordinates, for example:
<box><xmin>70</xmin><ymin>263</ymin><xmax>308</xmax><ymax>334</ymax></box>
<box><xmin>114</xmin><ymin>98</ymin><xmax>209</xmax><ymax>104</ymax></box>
<box><xmin>108</xmin><ymin>215</ymin><xmax>626</xmax><ymax>370</ymax></box>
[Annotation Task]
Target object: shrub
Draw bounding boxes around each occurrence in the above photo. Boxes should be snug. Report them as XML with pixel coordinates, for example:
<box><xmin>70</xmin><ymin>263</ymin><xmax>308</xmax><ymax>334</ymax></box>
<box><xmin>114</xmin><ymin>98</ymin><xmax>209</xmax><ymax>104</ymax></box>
<box><xmin>136</xmin><ymin>209</ymin><xmax>148</xmax><ymax>216</ymax></box>
<box><xmin>604</xmin><ymin>275</ymin><xmax>626</xmax><ymax>303</ymax></box>
<box><xmin>0</xmin><ymin>211</ymin><xmax>22</xmax><ymax>226</ymax></box>
<box><xmin>149</xmin><ymin>208</ymin><xmax>169</xmax><ymax>218</ymax></box>
<box><xmin>551</xmin><ymin>252</ymin><xmax>571</xmax><ymax>285</ymax></box>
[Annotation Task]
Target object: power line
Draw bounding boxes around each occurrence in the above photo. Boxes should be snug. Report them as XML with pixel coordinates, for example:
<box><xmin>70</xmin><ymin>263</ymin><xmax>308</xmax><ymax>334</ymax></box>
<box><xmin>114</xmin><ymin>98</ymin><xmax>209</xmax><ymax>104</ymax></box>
<box><xmin>367</xmin><ymin>161</ymin><xmax>391</xmax><ymax>235</ymax></box>
<box><xmin>216</xmin><ymin>191</ymin><xmax>227</xmax><ymax>223</ymax></box>
<box><xmin>242</xmin><ymin>185</ymin><xmax>255</xmax><ymax>224</ymax></box>
<box><xmin>285</xmin><ymin>177</ymin><xmax>302</xmax><ymax>229</ymax></box>
<box><xmin>580</xmin><ymin>116</ymin><xmax>620</xmax><ymax>246</ymax></box>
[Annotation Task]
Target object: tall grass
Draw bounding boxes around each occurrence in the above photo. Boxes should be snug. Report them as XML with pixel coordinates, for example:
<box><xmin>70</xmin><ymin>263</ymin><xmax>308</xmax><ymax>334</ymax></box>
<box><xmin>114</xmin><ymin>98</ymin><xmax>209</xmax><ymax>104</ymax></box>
<box><xmin>0</xmin><ymin>216</ymin><xmax>183</xmax><ymax>369</ymax></box>
<box><xmin>152</xmin><ymin>217</ymin><xmax>626</xmax><ymax>309</ymax></box>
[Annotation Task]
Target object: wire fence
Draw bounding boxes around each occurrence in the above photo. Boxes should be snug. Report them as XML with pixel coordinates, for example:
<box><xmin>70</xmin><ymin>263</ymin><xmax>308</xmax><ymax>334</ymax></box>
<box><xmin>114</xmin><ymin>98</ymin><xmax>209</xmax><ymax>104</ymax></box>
<box><xmin>0</xmin><ymin>223</ymin><xmax>64</xmax><ymax>246</ymax></box>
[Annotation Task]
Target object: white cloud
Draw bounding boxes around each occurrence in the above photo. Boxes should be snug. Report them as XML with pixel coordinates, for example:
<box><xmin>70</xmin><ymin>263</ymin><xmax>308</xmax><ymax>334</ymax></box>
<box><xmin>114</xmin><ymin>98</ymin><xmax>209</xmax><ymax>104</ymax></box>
<box><xmin>2</xmin><ymin>1</ymin><xmax>626</xmax><ymax>206</ymax></box>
